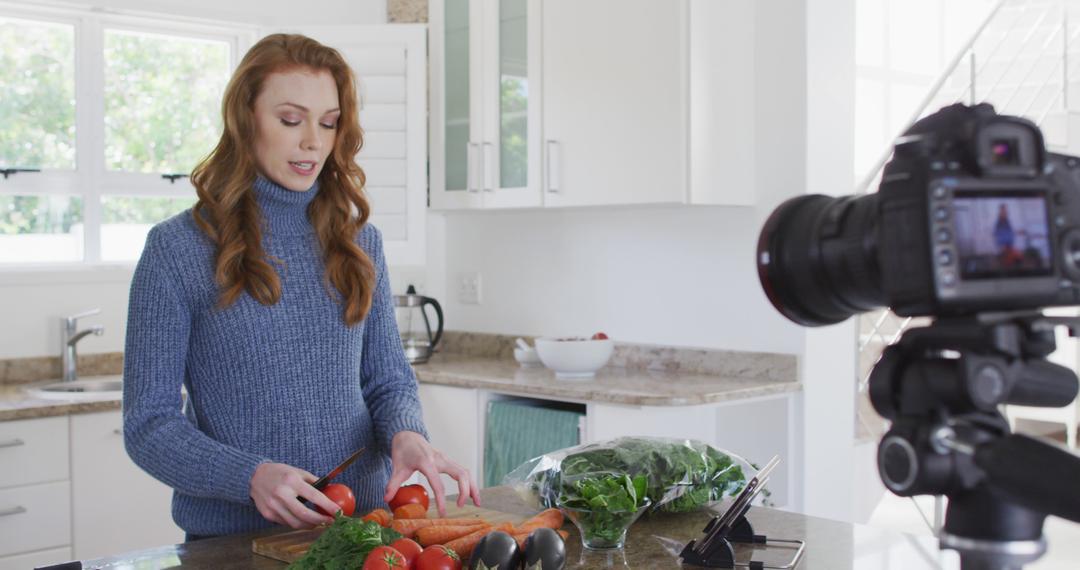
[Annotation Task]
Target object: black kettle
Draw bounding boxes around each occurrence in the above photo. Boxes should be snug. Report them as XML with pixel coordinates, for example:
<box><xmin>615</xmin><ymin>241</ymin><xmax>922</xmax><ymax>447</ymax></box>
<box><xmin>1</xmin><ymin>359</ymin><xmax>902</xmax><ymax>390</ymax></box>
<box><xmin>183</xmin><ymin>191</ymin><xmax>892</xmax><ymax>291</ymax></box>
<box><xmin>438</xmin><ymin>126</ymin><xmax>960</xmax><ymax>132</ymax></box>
<box><xmin>393</xmin><ymin>285</ymin><xmax>443</xmax><ymax>364</ymax></box>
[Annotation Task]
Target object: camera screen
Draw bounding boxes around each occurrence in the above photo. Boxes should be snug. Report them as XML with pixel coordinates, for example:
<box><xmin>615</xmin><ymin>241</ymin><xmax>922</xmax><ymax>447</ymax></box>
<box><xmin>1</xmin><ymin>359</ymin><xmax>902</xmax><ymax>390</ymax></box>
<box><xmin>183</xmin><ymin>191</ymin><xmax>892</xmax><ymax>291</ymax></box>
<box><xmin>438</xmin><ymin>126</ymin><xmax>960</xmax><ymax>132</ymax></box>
<box><xmin>952</xmin><ymin>192</ymin><xmax>1054</xmax><ymax>280</ymax></box>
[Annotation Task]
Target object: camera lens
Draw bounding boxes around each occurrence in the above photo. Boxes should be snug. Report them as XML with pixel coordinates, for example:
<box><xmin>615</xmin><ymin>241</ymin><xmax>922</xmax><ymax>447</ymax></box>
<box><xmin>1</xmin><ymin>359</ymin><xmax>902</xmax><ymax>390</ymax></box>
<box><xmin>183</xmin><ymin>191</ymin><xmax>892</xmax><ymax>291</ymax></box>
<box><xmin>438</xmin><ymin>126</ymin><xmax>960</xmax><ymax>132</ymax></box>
<box><xmin>756</xmin><ymin>193</ymin><xmax>885</xmax><ymax>326</ymax></box>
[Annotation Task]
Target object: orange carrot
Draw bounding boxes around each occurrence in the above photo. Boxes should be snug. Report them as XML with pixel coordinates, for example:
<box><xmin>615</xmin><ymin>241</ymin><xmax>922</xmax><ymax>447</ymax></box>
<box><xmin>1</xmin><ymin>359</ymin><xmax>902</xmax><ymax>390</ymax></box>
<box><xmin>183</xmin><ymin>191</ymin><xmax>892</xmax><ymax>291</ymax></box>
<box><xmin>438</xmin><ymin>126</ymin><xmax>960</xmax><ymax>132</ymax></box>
<box><xmin>391</xmin><ymin>517</ymin><xmax>490</xmax><ymax>538</ymax></box>
<box><xmin>393</xmin><ymin>503</ymin><xmax>428</xmax><ymax>520</ymax></box>
<box><xmin>512</xmin><ymin>529</ymin><xmax>570</xmax><ymax>550</ymax></box>
<box><xmin>417</xmin><ymin>523</ymin><xmax>493</xmax><ymax>546</ymax></box>
<box><xmin>444</xmin><ymin>522</ymin><xmax>514</xmax><ymax>560</ymax></box>
<box><xmin>361</xmin><ymin>508</ymin><xmax>392</xmax><ymax>527</ymax></box>
<box><xmin>514</xmin><ymin>508</ymin><xmax>564</xmax><ymax>533</ymax></box>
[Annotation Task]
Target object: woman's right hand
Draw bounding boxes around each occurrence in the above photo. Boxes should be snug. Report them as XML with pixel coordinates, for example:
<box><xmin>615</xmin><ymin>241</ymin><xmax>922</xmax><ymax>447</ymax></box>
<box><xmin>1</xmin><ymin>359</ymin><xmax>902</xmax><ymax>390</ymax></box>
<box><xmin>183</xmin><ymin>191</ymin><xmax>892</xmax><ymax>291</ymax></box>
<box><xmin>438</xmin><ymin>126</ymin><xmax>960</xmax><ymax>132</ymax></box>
<box><xmin>250</xmin><ymin>462</ymin><xmax>338</xmax><ymax>529</ymax></box>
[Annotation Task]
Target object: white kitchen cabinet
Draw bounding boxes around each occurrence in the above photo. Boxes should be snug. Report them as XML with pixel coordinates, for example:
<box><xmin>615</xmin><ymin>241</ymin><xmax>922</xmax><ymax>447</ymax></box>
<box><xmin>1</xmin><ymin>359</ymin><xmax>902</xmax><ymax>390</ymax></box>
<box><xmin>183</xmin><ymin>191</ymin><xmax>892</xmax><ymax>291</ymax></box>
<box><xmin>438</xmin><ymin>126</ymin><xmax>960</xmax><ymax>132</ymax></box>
<box><xmin>275</xmin><ymin>25</ymin><xmax>430</xmax><ymax>265</ymax></box>
<box><xmin>541</xmin><ymin>0</ymin><xmax>687</xmax><ymax>207</ymax></box>
<box><xmin>430</xmin><ymin>0</ymin><xmax>544</xmax><ymax>209</ymax></box>
<box><xmin>0</xmin><ymin>416</ymin><xmax>68</xmax><ymax>489</ymax></box>
<box><xmin>0</xmin><ymin>417</ymin><xmax>71</xmax><ymax>567</ymax></box>
<box><xmin>0</xmin><ymin>481</ymin><xmax>71</xmax><ymax>558</ymax></box>
<box><xmin>431</xmin><ymin>0</ymin><xmax>756</xmax><ymax>209</ymax></box>
<box><xmin>70</xmin><ymin>410</ymin><xmax>182</xmax><ymax>560</ymax></box>
<box><xmin>417</xmin><ymin>384</ymin><xmax>482</xmax><ymax>496</ymax></box>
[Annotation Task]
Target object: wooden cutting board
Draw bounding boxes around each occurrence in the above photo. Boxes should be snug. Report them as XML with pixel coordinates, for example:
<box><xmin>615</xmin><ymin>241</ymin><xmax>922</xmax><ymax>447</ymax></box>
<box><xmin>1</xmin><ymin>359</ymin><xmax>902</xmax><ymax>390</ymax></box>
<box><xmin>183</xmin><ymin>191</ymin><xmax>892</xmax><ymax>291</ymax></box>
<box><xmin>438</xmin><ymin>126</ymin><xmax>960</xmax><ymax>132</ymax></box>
<box><xmin>252</xmin><ymin>503</ymin><xmax>529</xmax><ymax>564</ymax></box>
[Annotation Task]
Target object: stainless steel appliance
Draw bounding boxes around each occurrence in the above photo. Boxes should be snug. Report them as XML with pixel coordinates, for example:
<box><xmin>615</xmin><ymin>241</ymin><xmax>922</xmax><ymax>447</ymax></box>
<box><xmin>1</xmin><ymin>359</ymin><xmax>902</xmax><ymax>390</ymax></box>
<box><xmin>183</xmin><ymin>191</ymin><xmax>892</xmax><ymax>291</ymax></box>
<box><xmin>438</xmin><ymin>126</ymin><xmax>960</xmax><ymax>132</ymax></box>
<box><xmin>393</xmin><ymin>285</ymin><xmax>443</xmax><ymax>364</ymax></box>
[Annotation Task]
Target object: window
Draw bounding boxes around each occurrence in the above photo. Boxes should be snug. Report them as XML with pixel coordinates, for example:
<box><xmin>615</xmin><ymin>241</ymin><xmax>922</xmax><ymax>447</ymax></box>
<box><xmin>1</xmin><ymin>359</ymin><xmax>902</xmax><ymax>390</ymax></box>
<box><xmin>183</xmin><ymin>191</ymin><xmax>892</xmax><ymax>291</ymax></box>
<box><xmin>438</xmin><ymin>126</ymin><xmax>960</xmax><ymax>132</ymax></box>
<box><xmin>0</xmin><ymin>4</ymin><xmax>252</xmax><ymax>264</ymax></box>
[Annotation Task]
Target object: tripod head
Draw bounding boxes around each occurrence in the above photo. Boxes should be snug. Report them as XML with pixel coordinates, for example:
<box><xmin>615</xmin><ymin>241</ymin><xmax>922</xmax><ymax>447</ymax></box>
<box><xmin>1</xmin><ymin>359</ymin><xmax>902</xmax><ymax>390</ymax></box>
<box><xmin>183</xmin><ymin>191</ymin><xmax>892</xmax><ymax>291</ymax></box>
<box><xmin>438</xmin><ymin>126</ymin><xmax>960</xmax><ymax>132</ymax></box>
<box><xmin>868</xmin><ymin>312</ymin><xmax>1080</xmax><ymax>569</ymax></box>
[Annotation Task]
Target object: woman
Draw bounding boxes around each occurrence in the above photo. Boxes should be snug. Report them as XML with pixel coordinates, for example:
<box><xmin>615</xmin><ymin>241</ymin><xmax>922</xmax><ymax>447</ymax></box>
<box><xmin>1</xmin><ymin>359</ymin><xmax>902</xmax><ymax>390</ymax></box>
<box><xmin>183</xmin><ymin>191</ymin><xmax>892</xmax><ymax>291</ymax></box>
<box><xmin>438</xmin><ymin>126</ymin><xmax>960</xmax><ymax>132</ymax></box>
<box><xmin>122</xmin><ymin>33</ymin><xmax>479</xmax><ymax>541</ymax></box>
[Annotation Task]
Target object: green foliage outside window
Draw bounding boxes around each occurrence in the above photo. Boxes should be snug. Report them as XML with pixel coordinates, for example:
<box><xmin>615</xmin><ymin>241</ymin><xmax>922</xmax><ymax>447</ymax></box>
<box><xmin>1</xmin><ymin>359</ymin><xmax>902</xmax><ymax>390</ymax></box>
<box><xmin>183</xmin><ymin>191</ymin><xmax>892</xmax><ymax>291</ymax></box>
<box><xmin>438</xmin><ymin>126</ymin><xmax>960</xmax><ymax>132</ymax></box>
<box><xmin>0</xmin><ymin>196</ymin><xmax>82</xmax><ymax>235</ymax></box>
<box><xmin>102</xmin><ymin>196</ymin><xmax>195</xmax><ymax>224</ymax></box>
<box><xmin>104</xmin><ymin>29</ymin><xmax>229</xmax><ymax>174</ymax></box>
<box><xmin>0</xmin><ymin>18</ymin><xmax>76</xmax><ymax>170</ymax></box>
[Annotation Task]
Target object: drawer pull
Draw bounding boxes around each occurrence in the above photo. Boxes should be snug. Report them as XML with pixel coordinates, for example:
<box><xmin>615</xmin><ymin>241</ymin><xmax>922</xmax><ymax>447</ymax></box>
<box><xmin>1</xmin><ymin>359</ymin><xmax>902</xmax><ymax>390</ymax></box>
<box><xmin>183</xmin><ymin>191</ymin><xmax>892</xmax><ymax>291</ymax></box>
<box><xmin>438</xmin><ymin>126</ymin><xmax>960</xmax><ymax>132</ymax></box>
<box><xmin>0</xmin><ymin>506</ymin><xmax>26</xmax><ymax>517</ymax></box>
<box><xmin>113</xmin><ymin>428</ymin><xmax>122</xmax><ymax>435</ymax></box>
<box><xmin>0</xmin><ymin>438</ymin><xmax>25</xmax><ymax>449</ymax></box>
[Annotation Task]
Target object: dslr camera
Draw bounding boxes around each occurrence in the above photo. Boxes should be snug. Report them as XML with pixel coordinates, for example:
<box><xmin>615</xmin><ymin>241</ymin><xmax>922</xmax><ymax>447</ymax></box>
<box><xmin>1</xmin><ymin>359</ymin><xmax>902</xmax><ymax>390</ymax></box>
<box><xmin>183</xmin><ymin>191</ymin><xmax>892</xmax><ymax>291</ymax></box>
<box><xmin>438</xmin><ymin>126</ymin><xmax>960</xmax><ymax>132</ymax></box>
<box><xmin>757</xmin><ymin>103</ymin><xmax>1080</xmax><ymax>569</ymax></box>
<box><xmin>757</xmin><ymin>102</ymin><xmax>1080</xmax><ymax>325</ymax></box>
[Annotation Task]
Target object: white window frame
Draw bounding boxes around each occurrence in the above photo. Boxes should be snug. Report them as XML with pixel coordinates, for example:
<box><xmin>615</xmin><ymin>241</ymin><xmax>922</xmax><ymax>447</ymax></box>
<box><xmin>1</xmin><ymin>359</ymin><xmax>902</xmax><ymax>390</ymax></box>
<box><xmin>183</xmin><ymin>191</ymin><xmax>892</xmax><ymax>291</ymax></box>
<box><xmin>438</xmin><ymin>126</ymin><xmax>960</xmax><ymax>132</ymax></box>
<box><xmin>0</xmin><ymin>1</ymin><xmax>257</xmax><ymax>267</ymax></box>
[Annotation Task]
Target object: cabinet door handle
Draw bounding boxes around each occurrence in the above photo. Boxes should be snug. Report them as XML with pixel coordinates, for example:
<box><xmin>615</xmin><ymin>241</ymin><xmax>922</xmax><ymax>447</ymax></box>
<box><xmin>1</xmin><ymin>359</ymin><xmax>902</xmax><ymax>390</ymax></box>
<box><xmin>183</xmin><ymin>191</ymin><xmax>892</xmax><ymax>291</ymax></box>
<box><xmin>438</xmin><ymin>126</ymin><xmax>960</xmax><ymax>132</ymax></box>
<box><xmin>467</xmin><ymin>143</ymin><xmax>479</xmax><ymax>193</ymax></box>
<box><xmin>0</xmin><ymin>506</ymin><xmax>26</xmax><ymax>517</ymax></box>
<box><xmin>0</xmin><ymin>438</ymin><xmax>25</xmax><ymax>449</ymax></box>
<box><xmin>482</xmin><ymin>142</ymin><xmax>494</xmax><ymax>192</ymax></box>
<box><xmin>546</xmin><ymin>140</ymin><xmax>561</xmax><ymax>194</ymax></box>
<box><xmin>112</xmin><ymin>428</ymin><xmax>122</xmax><ymax>435</ymax></box>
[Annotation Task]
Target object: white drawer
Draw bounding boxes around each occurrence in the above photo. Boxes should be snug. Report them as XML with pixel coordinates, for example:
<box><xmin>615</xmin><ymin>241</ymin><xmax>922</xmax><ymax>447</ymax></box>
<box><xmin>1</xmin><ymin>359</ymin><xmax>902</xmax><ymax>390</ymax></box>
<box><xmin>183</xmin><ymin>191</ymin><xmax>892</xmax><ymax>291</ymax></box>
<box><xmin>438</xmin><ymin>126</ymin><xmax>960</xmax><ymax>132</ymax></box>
<box><xmin>0</xmin><ymin>481</ymin><xmax>72</xmax><ymax>557</ymax></box>
<box><xmin>0</xmin><ymin>416</ymin><xmax>69</xmax><ymax>488</ymax></box>
<box><xmin>0</xmin><ymin>547</ymin><xmax>71</xmax><ymax>570</ymax></box>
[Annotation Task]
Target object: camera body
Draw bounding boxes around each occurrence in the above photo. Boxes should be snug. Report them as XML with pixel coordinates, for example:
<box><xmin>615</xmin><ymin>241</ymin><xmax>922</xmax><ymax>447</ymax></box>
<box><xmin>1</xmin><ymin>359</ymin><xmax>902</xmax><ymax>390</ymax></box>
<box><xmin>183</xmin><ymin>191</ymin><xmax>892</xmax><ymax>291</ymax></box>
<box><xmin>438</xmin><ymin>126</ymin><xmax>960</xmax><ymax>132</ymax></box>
<box><xmin>879</xmin><ymin>106</ymin><xmax>1080</xmax><ymax>316</ymax></box>
<box><xmin>757</xmin><ymin>103</ymin><xmax>1080</xmax><ymax>326</ymax></box>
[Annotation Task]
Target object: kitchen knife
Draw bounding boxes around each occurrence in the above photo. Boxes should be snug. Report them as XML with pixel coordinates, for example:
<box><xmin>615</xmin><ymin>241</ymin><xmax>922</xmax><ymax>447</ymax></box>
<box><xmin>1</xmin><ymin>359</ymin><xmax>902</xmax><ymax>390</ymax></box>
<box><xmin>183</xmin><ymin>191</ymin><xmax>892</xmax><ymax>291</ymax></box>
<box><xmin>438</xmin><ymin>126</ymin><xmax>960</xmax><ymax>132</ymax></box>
<box><xmin>312</xmin><ymin>447</ymin><xmax>365</xmax><ymax>490</ymax></box>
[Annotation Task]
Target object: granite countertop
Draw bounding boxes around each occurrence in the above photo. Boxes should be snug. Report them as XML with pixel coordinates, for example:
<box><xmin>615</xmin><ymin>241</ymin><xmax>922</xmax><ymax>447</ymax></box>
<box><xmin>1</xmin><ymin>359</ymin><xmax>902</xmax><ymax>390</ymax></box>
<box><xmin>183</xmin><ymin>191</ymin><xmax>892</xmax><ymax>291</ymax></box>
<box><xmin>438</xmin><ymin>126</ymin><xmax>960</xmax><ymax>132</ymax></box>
<box><xmin>74</xmin><ymin>485</ymin><xmax>955</xmax><ymax>569</ymax></box>
<box><xmin>415</xmin><ymin>352</ymin><xmax>800</xmax><ymax>406</ymax></box>
<box><xmin>0</xmin><ymin>334</ymin><xmax>799</xmax><ymax>420</ymax></box>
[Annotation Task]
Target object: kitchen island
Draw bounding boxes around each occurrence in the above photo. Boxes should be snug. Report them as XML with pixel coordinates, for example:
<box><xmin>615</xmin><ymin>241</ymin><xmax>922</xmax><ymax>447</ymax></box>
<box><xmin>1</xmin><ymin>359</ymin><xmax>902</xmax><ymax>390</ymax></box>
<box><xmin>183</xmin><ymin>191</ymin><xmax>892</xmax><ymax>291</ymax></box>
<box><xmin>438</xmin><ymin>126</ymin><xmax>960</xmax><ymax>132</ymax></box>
<box><xmin>73</xmin><ymin>486</ymin><xmax>957</xmax><ymax>569</ymax></box>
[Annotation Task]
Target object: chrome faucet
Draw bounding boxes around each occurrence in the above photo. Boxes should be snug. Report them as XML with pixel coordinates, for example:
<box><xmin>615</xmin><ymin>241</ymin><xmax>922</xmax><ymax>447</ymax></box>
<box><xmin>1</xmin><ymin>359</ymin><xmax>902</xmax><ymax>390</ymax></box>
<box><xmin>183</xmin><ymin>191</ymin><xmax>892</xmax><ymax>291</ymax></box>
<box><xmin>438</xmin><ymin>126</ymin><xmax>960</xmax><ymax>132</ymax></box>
<box><xmin>62</xmin><ymin>309</ymin><xmax>104</xmax><ymax>383</ymax></box>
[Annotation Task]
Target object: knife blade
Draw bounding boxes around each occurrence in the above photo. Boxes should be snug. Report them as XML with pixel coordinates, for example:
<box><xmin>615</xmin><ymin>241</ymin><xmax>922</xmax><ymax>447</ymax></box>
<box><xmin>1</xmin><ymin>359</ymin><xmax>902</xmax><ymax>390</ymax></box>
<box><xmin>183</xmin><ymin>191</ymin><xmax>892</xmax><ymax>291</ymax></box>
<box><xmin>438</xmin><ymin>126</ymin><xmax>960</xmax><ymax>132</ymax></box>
<box><xmin>312</xmin><ymin>447</ymin><xmax>365</xmax><ymax>490</ymax></box>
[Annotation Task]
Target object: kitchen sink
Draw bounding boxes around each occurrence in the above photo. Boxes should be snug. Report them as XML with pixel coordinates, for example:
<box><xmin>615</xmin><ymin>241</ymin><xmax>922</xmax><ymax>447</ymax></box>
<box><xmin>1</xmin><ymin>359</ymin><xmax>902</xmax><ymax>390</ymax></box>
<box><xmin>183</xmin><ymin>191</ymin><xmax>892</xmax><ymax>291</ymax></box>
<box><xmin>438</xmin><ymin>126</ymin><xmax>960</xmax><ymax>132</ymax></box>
<box><xmin>25</xmin><ymin>375</ymin><xmax>123</xmax><ymax>401</ymax></box>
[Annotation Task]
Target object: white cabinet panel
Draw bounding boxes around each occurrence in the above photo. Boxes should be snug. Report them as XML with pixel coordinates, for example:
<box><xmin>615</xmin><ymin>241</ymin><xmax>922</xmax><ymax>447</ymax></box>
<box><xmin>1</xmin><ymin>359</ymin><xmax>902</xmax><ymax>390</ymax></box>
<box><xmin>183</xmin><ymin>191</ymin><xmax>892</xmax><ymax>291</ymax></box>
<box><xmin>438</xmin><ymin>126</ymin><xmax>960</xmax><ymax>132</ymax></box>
<box><xmin>363</xmin><ymin>132</ymin><xmax>408</xmax><ymax>159</ymax></box>
<box><xmin>359</xmin><ymin>76</ymin><xmax>407</xmax><ymax>103</ymax></box>
<box><xmin>541</xmin><ymin>0</ymin><xmax>687</xmax><ymax>207</ymax></box>
<box><xmin>0</xmin><ymin>416</ymin><xmax>68</xmax><ymax>489</ymax></box>
<box><xmin>360</xmin><ymin>105</ymin><xmax>407</xmax><ymax>131</ymax></box>
<box><xmin>418</xmin><ymin>384</ymin><xmax>481</xmax><ymax>495</ymax></box>
<box><xmin>0</xmin><ymin>547</ymin><xmax>72</xmax><ymax>570</ymax></box>
<box><xmin>367</xmin><ymin>186</ymin><xmax>408</xmax><ymax>214</ymax></box>
<box><xmin>0</xmin><ymin>481</ymin><xmax>71</xmax><ymax>557</ymax></box>
<box><xmin>70</xmin><ymin>411</ymin><xmax>182</xmax><ymax>560</ymax></box>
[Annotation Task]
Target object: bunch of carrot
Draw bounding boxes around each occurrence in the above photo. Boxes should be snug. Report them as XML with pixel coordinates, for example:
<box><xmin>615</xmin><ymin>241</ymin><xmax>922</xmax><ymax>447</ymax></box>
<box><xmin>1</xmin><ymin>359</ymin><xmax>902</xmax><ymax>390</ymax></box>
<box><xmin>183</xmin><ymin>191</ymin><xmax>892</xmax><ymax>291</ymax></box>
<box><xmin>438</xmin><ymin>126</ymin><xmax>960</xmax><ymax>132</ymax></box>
<box><xmin>363</xmin><ymin>507</ymin><xmax>568</xmax><ymax>560</ymax></box>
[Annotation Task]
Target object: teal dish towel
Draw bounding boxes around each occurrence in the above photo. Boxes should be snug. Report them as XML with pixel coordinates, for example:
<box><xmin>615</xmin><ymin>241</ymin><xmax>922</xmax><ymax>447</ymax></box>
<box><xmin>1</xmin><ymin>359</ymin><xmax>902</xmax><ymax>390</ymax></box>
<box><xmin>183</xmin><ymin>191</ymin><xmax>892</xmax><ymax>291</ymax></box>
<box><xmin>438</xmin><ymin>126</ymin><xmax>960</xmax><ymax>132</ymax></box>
<box><xmin>484</xmin><ymin>399</ymin><xmax>583</xmax><ymax>488</ymax></box>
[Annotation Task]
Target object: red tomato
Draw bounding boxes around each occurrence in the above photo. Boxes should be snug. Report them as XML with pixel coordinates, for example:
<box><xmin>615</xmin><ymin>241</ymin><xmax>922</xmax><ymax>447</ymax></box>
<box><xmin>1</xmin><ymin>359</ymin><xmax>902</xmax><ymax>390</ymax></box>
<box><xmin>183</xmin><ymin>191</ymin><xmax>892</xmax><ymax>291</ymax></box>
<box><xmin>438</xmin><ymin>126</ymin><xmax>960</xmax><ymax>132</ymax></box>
<box><xmin>415</xmin><ymin>545</ymin><xmax>461</xmax><ymax>570</ymax></box>
<box><xmin>591</xmin><ymin>331</ymin><xmax>609</xmax><ymax>340</ymax></box>
<box><xmin>389</xmin><ymin>484</ymin><xmax>430</xmax><ymax>511</ymax></box>
<box><xmin>318</xmin><ymin>483</ymin><xmax>356</xmax><ymax>517</ymax></box>
<box><xmin>363</xmin><ymin>546</ymin><xmax>407</xmax><ymax>570</ymax></box>
<box><xmin>390</xmin><ymin>537</ymin><xmax>423</xmax><ymax>569</ymax></box>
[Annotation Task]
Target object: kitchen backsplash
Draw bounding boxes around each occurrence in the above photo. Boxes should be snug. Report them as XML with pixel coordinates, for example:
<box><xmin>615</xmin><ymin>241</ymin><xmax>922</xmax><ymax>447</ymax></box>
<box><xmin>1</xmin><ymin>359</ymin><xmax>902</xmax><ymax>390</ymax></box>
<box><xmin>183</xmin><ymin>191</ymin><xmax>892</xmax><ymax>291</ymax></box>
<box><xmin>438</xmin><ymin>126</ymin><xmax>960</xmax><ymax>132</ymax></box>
<box><xmin>0</xmin><ymin>352</ymin><xmax>123</xmax><ymax>385</ymax></box>
<box><xmin>388</xmin><ymin>0</ymin><xmax>427</xmax><ymax>23</ymax></box>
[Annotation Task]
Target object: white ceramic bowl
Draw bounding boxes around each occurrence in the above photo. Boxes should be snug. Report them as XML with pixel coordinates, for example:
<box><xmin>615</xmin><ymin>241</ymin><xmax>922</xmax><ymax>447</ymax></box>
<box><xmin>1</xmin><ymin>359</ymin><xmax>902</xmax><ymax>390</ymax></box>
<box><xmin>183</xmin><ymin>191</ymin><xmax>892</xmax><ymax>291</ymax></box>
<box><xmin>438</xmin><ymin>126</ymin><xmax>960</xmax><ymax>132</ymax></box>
<box><xmin>534</xmin><ymin>337</ymin><xmax>614</xmax><ymax>378</ymax></box>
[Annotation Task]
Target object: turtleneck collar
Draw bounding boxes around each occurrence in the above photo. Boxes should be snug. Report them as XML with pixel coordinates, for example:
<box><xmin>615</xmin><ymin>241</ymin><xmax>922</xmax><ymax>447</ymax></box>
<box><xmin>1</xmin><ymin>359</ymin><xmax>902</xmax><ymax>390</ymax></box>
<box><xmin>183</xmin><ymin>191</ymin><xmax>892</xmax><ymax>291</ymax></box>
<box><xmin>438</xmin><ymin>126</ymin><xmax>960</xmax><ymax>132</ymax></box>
<box><xmin>253</xmin><ymin>175</ymin><xmax>319</xmax><ymax>236</ymax></box>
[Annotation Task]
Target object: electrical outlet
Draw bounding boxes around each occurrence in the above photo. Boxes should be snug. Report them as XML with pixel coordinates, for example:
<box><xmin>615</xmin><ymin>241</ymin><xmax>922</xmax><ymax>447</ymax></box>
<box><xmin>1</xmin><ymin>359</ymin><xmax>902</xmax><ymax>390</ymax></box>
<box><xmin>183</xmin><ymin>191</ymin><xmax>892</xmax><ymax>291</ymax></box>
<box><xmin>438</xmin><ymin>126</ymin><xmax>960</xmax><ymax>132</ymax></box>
<box><xmin>458</xmin><ymin>272</ymin><xmax>482</xmax><ymax>305</ymax></box>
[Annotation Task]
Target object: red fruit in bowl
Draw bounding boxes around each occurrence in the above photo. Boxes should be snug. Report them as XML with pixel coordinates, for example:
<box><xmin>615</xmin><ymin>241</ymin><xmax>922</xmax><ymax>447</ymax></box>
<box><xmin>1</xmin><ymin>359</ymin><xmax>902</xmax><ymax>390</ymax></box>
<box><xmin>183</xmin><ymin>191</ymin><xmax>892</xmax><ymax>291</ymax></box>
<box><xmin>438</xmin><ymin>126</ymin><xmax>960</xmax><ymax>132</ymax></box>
<box><xmin>591</xmin><ymin>332</ymin><xmax>609</xmax><ymax>340</ymax></box>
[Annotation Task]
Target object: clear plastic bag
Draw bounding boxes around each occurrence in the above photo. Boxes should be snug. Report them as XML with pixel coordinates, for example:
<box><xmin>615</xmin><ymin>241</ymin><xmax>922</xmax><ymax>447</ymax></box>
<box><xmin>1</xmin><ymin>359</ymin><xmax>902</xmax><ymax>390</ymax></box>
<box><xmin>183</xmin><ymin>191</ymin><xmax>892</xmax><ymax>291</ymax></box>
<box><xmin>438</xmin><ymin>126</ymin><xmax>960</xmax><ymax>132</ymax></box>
<box><xmin>503</xmin><ymin>436</ymin><xmax>757</xmax><ymax>515</ymax></box>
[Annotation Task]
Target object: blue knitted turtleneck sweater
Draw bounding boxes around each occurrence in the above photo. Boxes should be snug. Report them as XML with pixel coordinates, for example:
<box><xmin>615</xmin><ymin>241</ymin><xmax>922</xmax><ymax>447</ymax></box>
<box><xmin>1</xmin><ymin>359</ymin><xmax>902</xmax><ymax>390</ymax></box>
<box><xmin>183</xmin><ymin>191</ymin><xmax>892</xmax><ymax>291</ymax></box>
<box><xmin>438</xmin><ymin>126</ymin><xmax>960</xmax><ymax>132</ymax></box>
<box><xmin>122</xmin><ymin>175</ymin><xmax>428</xmax><ymax>536</ymax></box>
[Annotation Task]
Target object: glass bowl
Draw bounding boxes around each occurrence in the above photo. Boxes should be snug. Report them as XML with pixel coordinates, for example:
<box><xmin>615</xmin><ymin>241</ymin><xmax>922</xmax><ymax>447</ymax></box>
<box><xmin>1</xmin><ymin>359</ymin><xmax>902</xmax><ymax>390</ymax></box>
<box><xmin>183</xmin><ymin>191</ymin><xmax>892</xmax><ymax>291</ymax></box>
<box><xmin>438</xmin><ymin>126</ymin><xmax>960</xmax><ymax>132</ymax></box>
<box><xmin>557</xmin><ymin>497</ymin><xmax>652</xmax><ymax>550</ymax></box>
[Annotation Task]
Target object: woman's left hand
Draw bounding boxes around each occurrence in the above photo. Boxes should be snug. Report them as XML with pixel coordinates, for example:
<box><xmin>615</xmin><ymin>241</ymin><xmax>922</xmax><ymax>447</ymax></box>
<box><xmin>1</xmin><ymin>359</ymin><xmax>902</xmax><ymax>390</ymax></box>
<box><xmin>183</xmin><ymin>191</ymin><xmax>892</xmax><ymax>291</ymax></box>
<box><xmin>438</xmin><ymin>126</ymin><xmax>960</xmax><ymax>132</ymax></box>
<box><xmin>384</xmin><ymin>431</ymin><xmax>481</xmax><ymax>517</ymax></box>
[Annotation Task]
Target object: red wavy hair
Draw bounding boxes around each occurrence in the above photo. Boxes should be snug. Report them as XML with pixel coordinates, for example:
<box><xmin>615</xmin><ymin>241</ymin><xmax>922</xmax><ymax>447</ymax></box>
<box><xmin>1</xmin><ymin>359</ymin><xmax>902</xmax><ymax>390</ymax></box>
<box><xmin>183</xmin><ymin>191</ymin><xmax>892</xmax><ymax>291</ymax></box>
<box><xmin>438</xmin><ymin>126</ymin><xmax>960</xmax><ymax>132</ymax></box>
<box><xmin>191</xmin><ymin>33</ymin><xmax>375</xmax><ymax>326</ymax></box>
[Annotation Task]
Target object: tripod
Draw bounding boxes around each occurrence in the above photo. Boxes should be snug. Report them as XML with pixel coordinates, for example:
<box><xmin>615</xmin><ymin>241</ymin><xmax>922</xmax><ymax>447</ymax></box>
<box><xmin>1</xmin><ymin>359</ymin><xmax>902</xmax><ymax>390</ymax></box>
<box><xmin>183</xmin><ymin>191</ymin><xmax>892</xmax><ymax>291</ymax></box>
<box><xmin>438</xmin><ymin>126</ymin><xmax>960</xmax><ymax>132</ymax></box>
<box><xmin>868</xmin><ymin>312</ymin><xmax>1080</xmax><ymax>570</ymax></box>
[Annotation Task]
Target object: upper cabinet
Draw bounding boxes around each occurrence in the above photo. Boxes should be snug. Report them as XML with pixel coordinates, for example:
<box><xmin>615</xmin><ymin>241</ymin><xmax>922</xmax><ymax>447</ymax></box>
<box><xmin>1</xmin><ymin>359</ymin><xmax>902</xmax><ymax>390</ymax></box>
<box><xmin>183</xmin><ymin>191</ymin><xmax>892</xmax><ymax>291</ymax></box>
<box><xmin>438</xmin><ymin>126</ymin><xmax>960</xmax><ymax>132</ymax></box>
<box><xmin>429</xmin><ymin>0</ymin><xmax>756</xmax><ymax>210</ymax></box>
<box><xmin>430</xmin><ymin>0</ymin><xmax>543</xmax><ymax>209</ymax></box>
